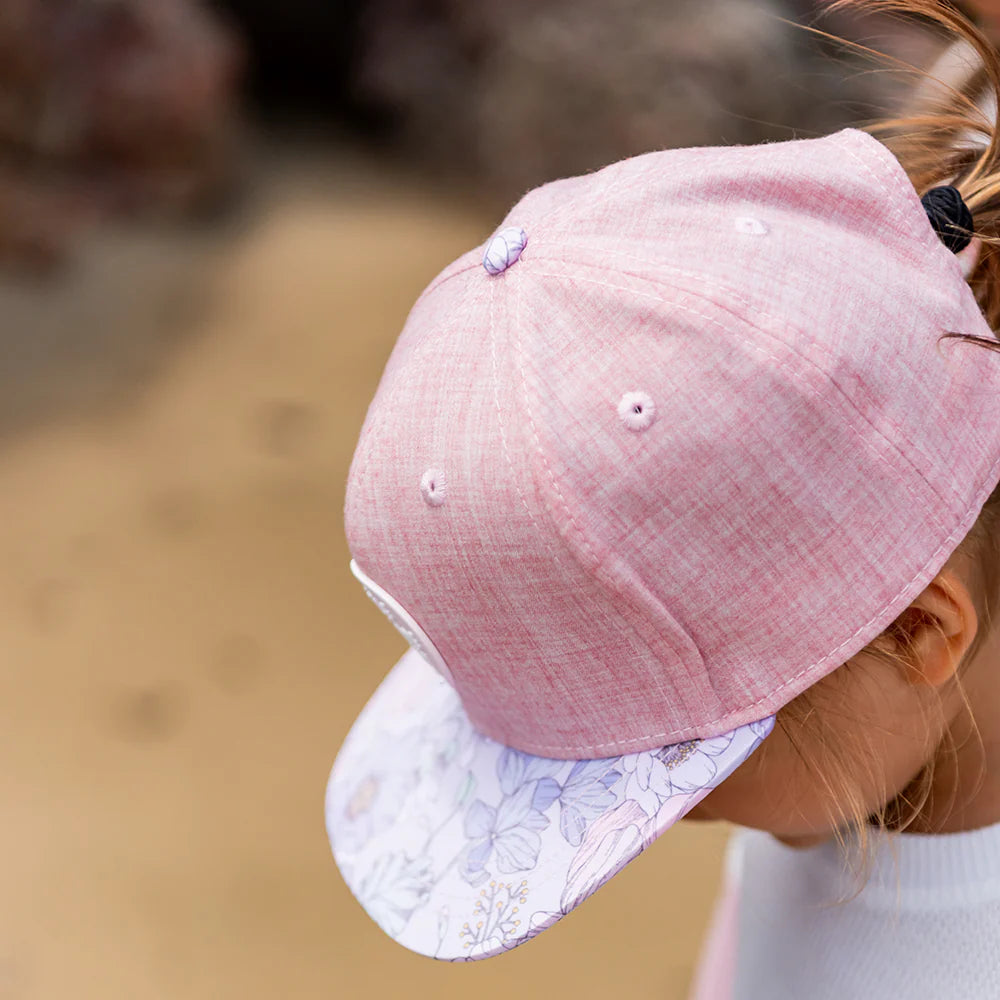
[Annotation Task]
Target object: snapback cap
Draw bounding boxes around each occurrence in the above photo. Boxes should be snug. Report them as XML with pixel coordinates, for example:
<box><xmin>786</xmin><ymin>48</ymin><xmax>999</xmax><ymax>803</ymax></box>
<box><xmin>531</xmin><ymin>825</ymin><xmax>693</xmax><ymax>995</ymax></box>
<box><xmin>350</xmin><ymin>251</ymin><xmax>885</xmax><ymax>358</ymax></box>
<box><xmin>327</xmin><ymin>127</ymin><xmax>1000</xmax><ymax>960</ymax></box>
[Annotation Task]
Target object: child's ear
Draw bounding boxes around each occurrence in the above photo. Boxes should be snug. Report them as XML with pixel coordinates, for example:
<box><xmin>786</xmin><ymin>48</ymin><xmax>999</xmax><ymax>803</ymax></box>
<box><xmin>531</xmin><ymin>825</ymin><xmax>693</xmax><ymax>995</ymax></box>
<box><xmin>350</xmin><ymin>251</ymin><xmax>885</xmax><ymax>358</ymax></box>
<box><xmin>896</xmin><ymin>567</ymin><xmax>978</xmax><ymax>688</ymax></box>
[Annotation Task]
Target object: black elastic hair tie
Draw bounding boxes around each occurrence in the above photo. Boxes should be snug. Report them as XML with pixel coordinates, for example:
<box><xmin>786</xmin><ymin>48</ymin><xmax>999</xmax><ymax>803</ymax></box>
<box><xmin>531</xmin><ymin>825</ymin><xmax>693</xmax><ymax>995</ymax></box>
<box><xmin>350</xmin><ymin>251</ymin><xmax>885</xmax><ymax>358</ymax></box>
<box><xmin>921</xmin><ymin>185</ymin><xmax>974</xmax><ymax>254</ymax></box>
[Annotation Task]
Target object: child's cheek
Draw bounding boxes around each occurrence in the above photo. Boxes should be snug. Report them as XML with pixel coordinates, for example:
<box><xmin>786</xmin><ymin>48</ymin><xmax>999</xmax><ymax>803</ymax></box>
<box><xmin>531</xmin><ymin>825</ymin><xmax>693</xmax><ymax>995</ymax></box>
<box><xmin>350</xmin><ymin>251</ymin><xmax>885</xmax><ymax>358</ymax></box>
<box><xmin>683</xmin><ymin>656</ymin><xmax>949</xmax><ymax>839</ymax></box>
<box><xmin>682</xmin><ymin>727</ymin><xmax>846</xmax><ymax>838</ymax></box>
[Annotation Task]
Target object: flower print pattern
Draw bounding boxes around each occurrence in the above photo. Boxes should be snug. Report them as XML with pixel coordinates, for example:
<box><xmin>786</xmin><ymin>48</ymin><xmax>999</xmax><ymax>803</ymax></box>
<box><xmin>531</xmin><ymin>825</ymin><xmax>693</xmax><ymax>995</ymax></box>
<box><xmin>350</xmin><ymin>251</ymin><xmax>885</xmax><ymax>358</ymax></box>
<box><xmin>330</xmin><ymin>696</ymin><xmax>477</xmax><ymax>856</ymax></box>
<box><xmin>557</xmin><ymin>759</ymin><xmax>622</xmax><ymax>846</ymax></box>
<box><xmin>458</xmin><ymin>782</ymin><xmax>550</xmax><ymax>884</ymax></box>
<box><xmin>560</xmin><ymin>800</ymin><xmax>647</xmax><ymax>913</ymax></box>
<box><xmin>454</xmin><ymin>746</ymin><xmax>566</xmax><ymax>885</ymax></box>
<box><xmin>619</xmin><ymin>733</ymin><xmax>736</xmax><ymax>816</ymax></box>
<box><xmin>408</xmin><ymin>704</ymin><xmax>479</xmax><ymax>844</ymax></box>
<box><xmin>457</xmin><ymin>878</ymin><xmax>530</xmax><ymax>957</ymax></box>
<box><xmin>619</xmin><ymin>752</ymin><xmax>664</xmax><ymax>817</ymax></box>
<box><xmin>456</xmin><ymin>746</ymin><xmax>619</xmax><ymax>885</ymax></box>
<box><xmin>327</xmin><ymin>731</ymin><xmax>424</xmax><ymax>856</ymax></box>
<box><xmin>355</xmin><ymin>851</ymin><xmax>434</xmax><ymax>937</ymax></box>
<box><xmin>496</xmin><ymin>747</ymin><xmax>563</xmax><ymax>794</ymax></box>
<box><xmin>655</xmin><ymin>734</ymin><xmax>735</xmax><ymax>793</ymax></box>
<box><xmin>326</xmin><ymin>647</ymin><xmax>777</xmax><ymax>961</ymax></box>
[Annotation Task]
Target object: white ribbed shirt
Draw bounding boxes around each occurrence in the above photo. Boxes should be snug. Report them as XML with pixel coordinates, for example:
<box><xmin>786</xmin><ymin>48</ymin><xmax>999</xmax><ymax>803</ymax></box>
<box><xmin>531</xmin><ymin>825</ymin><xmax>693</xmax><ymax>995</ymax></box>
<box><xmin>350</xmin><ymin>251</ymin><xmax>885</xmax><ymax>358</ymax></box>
<box><xmin>714</xmin><ymin>821</ymin><xmax>1000</xmax><ymax>999</ymax></box>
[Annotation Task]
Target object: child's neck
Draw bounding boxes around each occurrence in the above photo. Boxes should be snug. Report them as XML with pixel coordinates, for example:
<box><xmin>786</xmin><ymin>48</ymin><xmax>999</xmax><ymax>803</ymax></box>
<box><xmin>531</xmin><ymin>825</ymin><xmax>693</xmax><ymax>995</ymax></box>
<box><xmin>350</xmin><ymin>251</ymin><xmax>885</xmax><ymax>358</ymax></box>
<box><xmin>891</xmin><ymin>626</ymin><xmax>1000</xmax><ymax>835</ymax></box>
<box><xmin>901</xmin><ymin>712</ymin><xmax>1000</xmax><ymax>834</ymax></box>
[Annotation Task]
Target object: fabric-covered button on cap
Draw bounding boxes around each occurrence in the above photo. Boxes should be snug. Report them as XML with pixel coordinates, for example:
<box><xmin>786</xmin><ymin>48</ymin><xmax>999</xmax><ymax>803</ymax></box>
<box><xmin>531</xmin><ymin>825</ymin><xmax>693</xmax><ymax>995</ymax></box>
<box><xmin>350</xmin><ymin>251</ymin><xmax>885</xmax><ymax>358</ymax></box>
<box><xmin>483</xmin><ymin>226</ymin><xmax>527</xmax><ymax>275</ymax></box>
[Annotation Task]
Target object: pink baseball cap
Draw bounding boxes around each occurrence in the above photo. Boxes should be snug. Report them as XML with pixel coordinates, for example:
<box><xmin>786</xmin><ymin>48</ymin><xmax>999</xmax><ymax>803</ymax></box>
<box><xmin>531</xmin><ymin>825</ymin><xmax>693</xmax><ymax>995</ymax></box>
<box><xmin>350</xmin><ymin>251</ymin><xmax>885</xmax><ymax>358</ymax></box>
<box><xmin>326</xmin><ymin>126</ymin><xmax>1000</xmax><ymax>961</ymax></box>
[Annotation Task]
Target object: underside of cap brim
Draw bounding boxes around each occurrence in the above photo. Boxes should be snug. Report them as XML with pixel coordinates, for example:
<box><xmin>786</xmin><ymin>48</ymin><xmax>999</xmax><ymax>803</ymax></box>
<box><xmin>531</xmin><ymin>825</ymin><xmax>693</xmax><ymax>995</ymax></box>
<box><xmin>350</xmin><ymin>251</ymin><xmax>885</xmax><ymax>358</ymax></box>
<box><xmin>326</xmin><ymin>648</ymin><xmax>774</xmax><ymax>960</ymax></box>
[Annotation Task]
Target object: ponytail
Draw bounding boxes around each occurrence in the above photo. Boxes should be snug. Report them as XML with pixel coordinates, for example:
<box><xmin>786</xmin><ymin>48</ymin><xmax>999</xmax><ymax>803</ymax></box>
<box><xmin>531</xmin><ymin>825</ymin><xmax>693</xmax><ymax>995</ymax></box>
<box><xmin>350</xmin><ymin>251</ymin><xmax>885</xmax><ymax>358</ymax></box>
<box><xmin>806</xmin><ymin>0</ymin><xmax>1000</xmax><ymax>336</ymax></box>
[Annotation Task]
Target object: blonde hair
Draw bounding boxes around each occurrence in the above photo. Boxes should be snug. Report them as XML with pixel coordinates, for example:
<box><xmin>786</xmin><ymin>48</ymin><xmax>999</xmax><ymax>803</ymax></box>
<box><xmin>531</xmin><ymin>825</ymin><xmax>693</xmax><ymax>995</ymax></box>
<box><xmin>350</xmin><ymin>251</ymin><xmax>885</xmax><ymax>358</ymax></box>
<box><xmin>776</xmin><ymin>0</ymin><xmax>1000</xmax><ymax>898</ymax></box>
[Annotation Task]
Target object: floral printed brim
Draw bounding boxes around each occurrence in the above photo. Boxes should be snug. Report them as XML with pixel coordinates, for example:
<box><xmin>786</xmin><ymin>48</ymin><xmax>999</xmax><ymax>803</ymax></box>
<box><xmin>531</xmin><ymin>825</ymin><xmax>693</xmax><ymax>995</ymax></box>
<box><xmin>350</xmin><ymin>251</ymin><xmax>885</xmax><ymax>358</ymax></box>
<box><xmin>326</xmin><ymin>647</ymin><xmax>774</xmax><ymax>961</ymax></box>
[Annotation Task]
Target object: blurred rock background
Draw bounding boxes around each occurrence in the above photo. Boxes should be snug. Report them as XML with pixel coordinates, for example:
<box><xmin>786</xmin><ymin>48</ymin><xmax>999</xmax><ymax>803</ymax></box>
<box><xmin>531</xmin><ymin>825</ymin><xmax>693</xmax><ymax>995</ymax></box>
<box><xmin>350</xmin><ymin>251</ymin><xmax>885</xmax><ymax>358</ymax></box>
<box><xmin>0</xmin><ymin>1</ymin><xmax>969</xmax><ymax>997</ymax></box>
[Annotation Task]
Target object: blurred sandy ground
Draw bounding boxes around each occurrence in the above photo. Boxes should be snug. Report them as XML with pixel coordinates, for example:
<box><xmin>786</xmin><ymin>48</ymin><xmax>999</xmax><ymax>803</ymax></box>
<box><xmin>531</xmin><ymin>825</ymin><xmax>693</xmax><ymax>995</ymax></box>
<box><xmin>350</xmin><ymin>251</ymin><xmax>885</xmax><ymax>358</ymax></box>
<box><xmin>0</xmin><ymin>134</ymin><xmax>732</xmax><ymax>999</ymax></box>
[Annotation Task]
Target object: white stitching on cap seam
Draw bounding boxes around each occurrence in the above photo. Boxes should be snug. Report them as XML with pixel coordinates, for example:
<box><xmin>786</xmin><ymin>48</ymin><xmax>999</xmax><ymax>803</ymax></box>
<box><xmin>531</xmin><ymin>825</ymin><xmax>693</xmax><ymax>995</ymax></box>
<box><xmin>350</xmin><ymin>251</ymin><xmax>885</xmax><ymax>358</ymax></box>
<box><xmin>519</xmin><ymin>479</ymin><xmax>985</xmax><ymax>753</ymax></box>
<box><xmin>835</xmin><ymin>134</ymin><xmax>931</xmax><ymax>251</ymax></box>
<box><xmin>531</xmin><ymin>239</ymin><xmax>966</xmax><ymax>473</ymax></box>
<box><xmin>489</xmin><ymin>271</ymin><xmax>686</xmax><ymax>721</ymax></box>
<box><xmin>490</xmin><ymin>276</ymin><xmax>575</xmax><ymax>577</ymax></box>
<box><xmin>512</xmin><ymin>273</ymin><xmax>702</xmax><ymax>716</ymax></box>
<box><xmin>354</xmin><ymin>272</ymin><xmax>482</xmax><ymax>495</ymax></box>
<box><xmin>530</xmin><ymin>269</ymin><xmax>953</xmax><ymax>537</ymax></box>
<box><xmin>503</xmin><ymin>269</ymin><xmax>988</xmax><ymax>754</ymax></box>
<box><xmin>534</xmin><ymin>147</ymin><xmax>737</xmax><ymax>239</ymax></box>
<box><xmin>526</xmin><ymin>257</ymin><xmax>965</xmax><ymax>515</ymax></box>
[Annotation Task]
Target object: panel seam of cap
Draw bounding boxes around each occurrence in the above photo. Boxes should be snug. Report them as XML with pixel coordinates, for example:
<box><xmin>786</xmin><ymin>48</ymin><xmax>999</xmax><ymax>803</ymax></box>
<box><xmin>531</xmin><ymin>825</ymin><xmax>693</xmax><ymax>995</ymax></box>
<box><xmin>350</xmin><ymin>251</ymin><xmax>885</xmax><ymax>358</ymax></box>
<box><xmin>512</xmin><ymin>273</ymin><xmax>709</xmax><ymax>725</ymax></box>
<box><xmin>527</xmin><ymin>258</ymin><xmax>964</xmax><ymax>523</ymax></box>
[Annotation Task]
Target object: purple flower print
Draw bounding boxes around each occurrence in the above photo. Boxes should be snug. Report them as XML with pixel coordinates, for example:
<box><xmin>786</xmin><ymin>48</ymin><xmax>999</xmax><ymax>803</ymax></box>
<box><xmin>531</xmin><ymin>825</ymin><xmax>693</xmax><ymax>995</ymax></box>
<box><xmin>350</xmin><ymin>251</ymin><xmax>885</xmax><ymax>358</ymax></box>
<box><xmin>458</xmin><ymin>781</ymin><xmax>550</xmax><ymax>885</ymax></box>
<box><xmin>619</xmin><ymin>735</ymin><xmax>736</xmax><ymax>817</ymax></box>
<box><xmin>557</xmin><ymin>759</ymin><xmax>622</xmax><ymax>846</ymax></box>
<box><xmin>655</xmin><ymin>735</ymin><xmax>735</xmax><ymax>793</ymax></box>
<box><xmin>356</xmin><ymin>851</ymin><xmax>434</xmax><ymax>937</ymax></box>
<box><xmin>496</xmin><ymin>748</ymin><xmax>563</xmax><ymax>797</ymax></box>
<box><xmin>619</xmin><ymin>752</ymin><xmax>664</xmax><ymax>817</ymax></box>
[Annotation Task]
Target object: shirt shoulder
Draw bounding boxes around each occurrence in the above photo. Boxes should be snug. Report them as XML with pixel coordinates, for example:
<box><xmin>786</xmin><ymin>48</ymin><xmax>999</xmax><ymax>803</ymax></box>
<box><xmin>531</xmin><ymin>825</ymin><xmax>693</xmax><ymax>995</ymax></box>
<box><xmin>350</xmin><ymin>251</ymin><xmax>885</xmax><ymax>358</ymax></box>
<box><xmin>729</xmin><ymin>823</ymin><xmax>1000</xmax><ymax>1000</ymax></box>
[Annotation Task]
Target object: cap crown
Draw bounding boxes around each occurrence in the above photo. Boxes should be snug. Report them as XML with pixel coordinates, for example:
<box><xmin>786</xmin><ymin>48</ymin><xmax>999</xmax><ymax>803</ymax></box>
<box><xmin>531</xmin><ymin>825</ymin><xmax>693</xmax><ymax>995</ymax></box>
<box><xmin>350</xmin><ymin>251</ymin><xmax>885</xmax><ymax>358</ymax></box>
<box><xmin>345</xmin><ymin>128</ymin><xmax>1000</xmax><ymax>758</ymax></box>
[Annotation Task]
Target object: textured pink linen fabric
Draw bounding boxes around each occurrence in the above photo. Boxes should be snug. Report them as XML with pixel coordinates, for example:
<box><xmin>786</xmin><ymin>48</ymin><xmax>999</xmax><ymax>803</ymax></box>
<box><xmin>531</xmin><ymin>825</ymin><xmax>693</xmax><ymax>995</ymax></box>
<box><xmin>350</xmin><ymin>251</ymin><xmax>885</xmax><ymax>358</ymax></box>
<box><xmin>344</xmin><ymin>126</ymin><xmax>1000</xmax><ymax>759</ymax></box>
